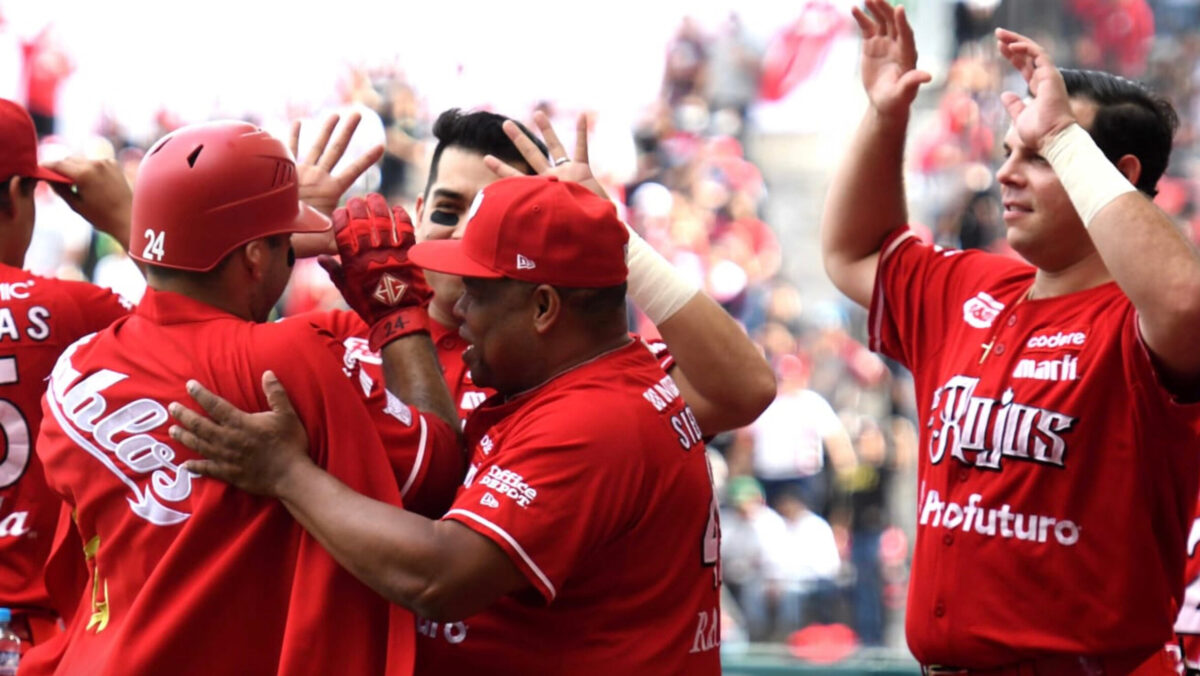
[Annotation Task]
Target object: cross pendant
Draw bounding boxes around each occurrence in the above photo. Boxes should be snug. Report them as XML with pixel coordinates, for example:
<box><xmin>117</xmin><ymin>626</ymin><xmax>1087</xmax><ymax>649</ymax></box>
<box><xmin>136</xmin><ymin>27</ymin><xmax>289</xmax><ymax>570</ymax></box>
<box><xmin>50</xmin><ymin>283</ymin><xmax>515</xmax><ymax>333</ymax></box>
<box><xmin>980</xmin><ymin>341</ymin><xmax>994</xmax><ymax>364</ymax></box>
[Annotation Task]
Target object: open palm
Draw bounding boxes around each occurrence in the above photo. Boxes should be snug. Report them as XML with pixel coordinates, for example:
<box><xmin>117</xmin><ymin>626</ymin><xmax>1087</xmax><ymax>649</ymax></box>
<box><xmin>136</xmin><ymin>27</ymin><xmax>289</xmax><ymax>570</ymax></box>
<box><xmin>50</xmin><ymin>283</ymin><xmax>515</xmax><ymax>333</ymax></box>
<box><xmin>854</xmin><ymin>0</ymin><xmax>930</xmax><ymax>118</ymax></box>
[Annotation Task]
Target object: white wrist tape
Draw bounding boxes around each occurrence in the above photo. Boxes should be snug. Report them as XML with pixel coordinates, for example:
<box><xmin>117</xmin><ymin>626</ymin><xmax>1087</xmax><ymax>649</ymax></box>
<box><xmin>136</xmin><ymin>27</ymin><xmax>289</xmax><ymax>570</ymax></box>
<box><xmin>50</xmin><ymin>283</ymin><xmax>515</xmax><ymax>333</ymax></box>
<box><xmin>624</xmin><ymin>224</ymin><xmax>699</xmax><ymax>324</ymax></box>
<box><xmin>1041</xmin><ymin>123</ymin><xmax>1137</xmax><ymax>227</ymax></box>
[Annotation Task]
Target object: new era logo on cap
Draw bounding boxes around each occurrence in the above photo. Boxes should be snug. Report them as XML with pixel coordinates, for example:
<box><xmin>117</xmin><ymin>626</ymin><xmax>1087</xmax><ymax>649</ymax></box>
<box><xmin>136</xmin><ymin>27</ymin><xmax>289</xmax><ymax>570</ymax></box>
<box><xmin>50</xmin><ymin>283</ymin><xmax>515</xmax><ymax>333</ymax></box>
<box><xmin>373</xmin><ymin>273</ymin><xmax>408</xmax><ymax>306</ymax></box>
<box><xmin>516</xmin><ymin>254</ymin><xmax>536</xmax><ymax>270</ymax></box>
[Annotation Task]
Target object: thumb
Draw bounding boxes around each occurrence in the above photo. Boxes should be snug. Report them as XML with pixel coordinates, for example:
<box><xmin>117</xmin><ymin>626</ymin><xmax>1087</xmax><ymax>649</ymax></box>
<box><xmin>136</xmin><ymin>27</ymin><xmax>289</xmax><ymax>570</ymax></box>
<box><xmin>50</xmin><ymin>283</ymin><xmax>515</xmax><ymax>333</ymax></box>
<box><xmin>898</xmin><ymin>69</ymin><xmax>933</xmax><ymax>97</ymax></box>
<box><xmin>314</xmin><ymin>256</ymin><xmax>343</xmax><ymax>283</ymax></box>
<box><xmin>262</xmin><ymin>370</ymin><xmax>298</xmax><ymax>418</ymax></box>
<box><xmin>1000</xmin><ymin>91</ymin><xmax>1026</xmax><ymax>122</ymax></box>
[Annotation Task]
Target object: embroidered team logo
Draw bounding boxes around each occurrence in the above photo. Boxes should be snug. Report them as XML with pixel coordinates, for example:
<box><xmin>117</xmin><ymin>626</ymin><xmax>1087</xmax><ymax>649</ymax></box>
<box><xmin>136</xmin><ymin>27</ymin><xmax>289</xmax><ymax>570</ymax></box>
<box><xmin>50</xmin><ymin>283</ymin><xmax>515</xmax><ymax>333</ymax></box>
<box><xmin>516</xmin><ymin>254</ymin><xmax>536</xmax><ymax>270</ymax></box>
<box><xmin>373</xmin><ymin>273</ymin><xmax>408</xmax><ymax>306</ymax></box>
<box><xmin>963</xmin><ymin>291</ymin><xmax>1005</xmax><ymax>329</ymax></box>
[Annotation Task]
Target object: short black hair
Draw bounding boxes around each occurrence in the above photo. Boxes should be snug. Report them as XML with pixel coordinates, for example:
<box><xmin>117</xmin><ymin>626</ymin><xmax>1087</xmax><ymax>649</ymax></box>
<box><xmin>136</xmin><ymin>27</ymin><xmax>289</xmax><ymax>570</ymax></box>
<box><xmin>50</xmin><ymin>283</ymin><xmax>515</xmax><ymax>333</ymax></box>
<box><xmin>1061</xmin><ymin>68</ymin><xmax>1178</xmax><ymax>196</ymax></box>
<box><xmin>423</xmin><ymin>109</ymin><xmax>548</xmax><ymax>198</ymax></box>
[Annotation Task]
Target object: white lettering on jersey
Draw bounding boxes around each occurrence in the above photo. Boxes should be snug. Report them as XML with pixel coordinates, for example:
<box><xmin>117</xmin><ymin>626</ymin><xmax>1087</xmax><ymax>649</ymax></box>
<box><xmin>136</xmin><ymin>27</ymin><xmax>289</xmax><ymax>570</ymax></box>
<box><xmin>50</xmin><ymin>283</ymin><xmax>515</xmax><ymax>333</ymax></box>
<box><xmin>0</xmin><ymin>306</ymin><xmax>57</xmax><ymax>343</ymax></box>
<box><xmin>643</xmin><ymin>374</ymin><xmax>682</xmax><ymax>412</ymax></box>
<box><xmin>383</xmin><ymin>390</ymin><xmax>413</xmax><ymax>426</ymax></box>
<box><xmin>460</xmin><ymin>391</ymin><xmax>487</xmax><ymax>412</ymax></box>
<box><xmin>45</xmin><ymin>337</ymin><xmax>197</xmax><ymax>526</ymax></box>
<box><xmin>27</xmin><ymin>306</ymin><xmax>50</xmax><ymax>341</ymax></box>
<box><xmin>962</xmin><ymin>292</ymin><xmax>1005</xmax><ymax>329</ymax></box>
<box><xmin>416</xmin><ymin>617</ymin><xmax>468</xmax><ymax>644</ymax></box>
<box><xmin>671</xmin><ymin>406</ymin><xmax>704</xmax><ymax>451</ymax></box>
<box><xmin>0</xmin><ymin>310</ymin><xmax>18</xmax><ymax>341</ymax></box>
<box><xmin>477</xmin><ymin>465</ymin><xmax>537</xmax><ymax>508</ymax></box>
<box><xmin>689</xmin><ymin>607</ymin><xmax>721</xmax><ymax>653</ymax></box>
<box><xmin>1025</xmin><ymin>331</ymin><xmax>1086</xmax><ymax>350</ymax></box>
<box><xmin>928</xmin><ymin>375</ymin><xmax>1076</xmax><ymax>469</ymax></box>
<box><xmin>1012</xmin><ymin>355</ymin><xmax>1078</xmax><ymax>382</ymax></box>
<box><xmin>1175</xmin><ymin>518</ymin><xmax>1200</xmax><ymax>634</ymax></box>
<box><xmin>341</xmin><ymin>336</ymin><xmax>381</xmax><ymax>369</ymax></box>
<box><xmin>0</xmin><ymin>282</ymin><xmax>33</xmax><ymax>301</ymax></box>
<box><xmin>919</xmin><ymin>490</ymin><xmax>1080</xmax><ymax>547</ymax></box>
<box><xmin>0</xmin><ymin>498</ymin><xmax>29</xmax><ymax>538</ymax></box>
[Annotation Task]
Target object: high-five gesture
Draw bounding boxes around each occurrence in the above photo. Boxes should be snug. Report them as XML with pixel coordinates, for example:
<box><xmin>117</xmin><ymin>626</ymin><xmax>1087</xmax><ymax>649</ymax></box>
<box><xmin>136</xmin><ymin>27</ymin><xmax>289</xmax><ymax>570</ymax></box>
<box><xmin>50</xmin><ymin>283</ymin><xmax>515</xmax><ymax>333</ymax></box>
<box><xmin>483</xmin><ymin>111</ymin><xmax>609</xmax><ymax>200</ymax></box>
<box><xmin>292</xmin><ymin>112</ymin><xmax>385</xmax><ymax>217</ymax></box>
<box><xmin>852</xmin><ymin>0</ymin><xmax>931</xmax><ymax>119</ymax></box>
<box><xmin>996</xmin><ymin>29</ymin><xmax>1077</xmax><ymax>151</ymax></box>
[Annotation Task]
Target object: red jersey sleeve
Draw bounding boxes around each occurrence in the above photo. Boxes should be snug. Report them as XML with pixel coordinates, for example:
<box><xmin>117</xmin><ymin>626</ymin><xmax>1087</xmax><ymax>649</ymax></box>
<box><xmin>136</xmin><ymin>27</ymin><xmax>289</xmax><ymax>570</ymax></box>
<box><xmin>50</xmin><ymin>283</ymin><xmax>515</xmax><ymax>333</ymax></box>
<box><xmin>868</xmin><ymin>227</ymin><xmax>1030</xmax><ymax>368</ymax></box>
<box><xmin>68</xmin><ymin>282</ymin><xmax>132</xmax><ymax>334</ymax></box>
<box><xmin>305</xmin><ymin>310</ymin><xmax>465</xmax><ymax>518</ymax></box>
<box><xmin>444</xmin><ymin>401</ymin><xmax>643</xmax><ymax>603</ymax></box>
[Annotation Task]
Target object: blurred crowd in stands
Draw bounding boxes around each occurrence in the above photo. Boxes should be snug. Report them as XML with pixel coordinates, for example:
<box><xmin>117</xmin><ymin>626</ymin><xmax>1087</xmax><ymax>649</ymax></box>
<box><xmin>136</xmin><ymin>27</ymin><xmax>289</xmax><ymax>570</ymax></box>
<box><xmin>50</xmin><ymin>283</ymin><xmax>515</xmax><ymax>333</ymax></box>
<box><xmin>9</xmin><ymin>0</ymin><xmax>1200</xmax><ymax>663</ymax></box>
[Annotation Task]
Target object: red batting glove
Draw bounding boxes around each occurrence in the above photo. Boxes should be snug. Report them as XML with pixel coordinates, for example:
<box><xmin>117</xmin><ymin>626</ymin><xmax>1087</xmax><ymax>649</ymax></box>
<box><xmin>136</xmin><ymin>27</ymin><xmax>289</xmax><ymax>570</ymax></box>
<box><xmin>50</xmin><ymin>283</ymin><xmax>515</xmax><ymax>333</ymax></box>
<box><xmin>321</xmin><ymin>193</ymin><xmax>432</xmax><ymax>351</ymax></box>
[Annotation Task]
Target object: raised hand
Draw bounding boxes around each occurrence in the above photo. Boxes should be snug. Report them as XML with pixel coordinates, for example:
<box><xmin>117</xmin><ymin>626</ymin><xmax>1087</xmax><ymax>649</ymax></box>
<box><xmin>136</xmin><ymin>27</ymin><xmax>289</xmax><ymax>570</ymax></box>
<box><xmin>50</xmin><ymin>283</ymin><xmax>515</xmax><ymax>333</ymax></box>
<box><xmin>171</xmin><ymin>371</ymin><xmax>311</xmax><ymax>498</ymax></box>
<box><xmin>320</xmin><ymin>193</ymin><xmax>432</xmax><ymax>351</ymax></box>
<box><xmin>292</xmin><ymin>112</ymin><xmax>385</xmax><ymax>217</ymax></box>
<box><xmin>995</xmin><ymin>28</ymin><xmax>1076</xmax><ymax>151</ymax></box>
<box><xmin>42</xmin><ymin>157</ymin><xmax>132</xmax><ymax>250</ymax></box>
<box><xmin>852</xmin><ymin>0</ymin><xmax>931</xmax><ymax>120</ymax></box>
<box><xmin>483</xmin><ymin>111</ymin><xmax>609</xmax><ymax>199</ymax></box>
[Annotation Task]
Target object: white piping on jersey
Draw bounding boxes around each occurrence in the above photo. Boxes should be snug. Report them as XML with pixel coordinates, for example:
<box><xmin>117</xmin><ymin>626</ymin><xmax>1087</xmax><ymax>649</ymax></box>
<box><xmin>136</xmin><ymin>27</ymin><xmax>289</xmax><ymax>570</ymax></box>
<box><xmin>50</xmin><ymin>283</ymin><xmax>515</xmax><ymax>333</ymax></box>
<box><xmin>399</xmin><ymin>415</ymin><xmax>429</xmax><ymax>499</ymax></box>
<box><xmin>445</xmin><ymin>508</ymin><xmax>556</xmax><ymax>600</ymax></box>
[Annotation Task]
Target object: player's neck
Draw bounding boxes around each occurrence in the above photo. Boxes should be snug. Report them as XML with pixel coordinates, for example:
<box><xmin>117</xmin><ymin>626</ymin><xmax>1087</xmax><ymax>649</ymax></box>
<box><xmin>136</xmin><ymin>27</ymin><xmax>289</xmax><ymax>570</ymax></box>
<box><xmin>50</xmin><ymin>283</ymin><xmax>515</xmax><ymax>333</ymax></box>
<box><xmin>1029</xmin><ymin>251</ymin><xmax>1112</xmax><ymax>300</ymax></box>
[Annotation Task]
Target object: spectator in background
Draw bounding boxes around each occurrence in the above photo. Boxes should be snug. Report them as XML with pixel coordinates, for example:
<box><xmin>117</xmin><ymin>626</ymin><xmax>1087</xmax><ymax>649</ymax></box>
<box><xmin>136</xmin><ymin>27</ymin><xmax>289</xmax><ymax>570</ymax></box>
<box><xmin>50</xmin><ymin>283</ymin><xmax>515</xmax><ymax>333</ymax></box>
<box><xmin>773</xmin><ymin>489</ymin><xmax>843</xmax><ymax>634</ymax></box>
<box><xmin>720</xmin><ymin>476</ymin><xmax>792</xmax><ymax>642</ymax></box>
<box><xmin>663</xmin><ymin>17</ymin><xmax>709</xmax><ymax>107</ymax></box>
<box><xmin>841</xmin><ymin>414</ymin><xmax>895</xmax><ymax>646</ymax></box>
<box><xmin>734</xmin><ymin>353</ymin><xmax>856</xmax><ymax>517</ymax></box>
<box><xmin>705</xmin><ymin>13</ymin><xmax>762</xmax><ymax>141</ymax></box>
<box><xmin>19</xmin><ymin>25</ymin><xmax>73</xmax><ymax>138</ymax></box>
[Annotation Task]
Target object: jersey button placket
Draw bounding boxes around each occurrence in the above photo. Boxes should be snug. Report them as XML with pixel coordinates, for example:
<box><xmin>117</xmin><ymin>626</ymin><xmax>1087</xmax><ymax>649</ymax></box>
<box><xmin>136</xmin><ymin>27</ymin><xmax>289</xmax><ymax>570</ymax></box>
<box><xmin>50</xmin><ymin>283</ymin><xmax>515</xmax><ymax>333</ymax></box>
<box><xmin>942</xmin><ymin>533</ymin><xmax>954</xmax><ymax>546</ymax></box>
<box><xmin>934</xmin><ymin>601</ymin><xmax>946</xmax><ymax>618</ymax></box>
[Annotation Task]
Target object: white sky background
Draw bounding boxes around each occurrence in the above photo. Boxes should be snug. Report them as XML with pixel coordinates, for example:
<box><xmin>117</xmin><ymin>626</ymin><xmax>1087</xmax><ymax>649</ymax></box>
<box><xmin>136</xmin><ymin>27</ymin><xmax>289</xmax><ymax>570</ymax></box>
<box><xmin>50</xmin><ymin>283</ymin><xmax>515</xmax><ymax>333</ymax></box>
<box><xmin>0</xmin><ymin>0</ymin><xmax>831</xmax><ymax>148</ymax></box>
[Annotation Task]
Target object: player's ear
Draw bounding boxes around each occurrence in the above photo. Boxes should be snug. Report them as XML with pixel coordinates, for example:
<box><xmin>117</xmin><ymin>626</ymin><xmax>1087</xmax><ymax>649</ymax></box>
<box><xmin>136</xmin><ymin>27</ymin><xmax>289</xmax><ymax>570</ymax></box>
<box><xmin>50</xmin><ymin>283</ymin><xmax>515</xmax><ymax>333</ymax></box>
<box><xmin>0</xmin><ymin>176</ymin><xmax>24</xmax><ymax>220</ymax></box>
<box><xmin>531</xmin><ymin>284</ymin><xmax>561</xmax><ymax>334</ymax></box>
<box><xmin>241</xmin><ymin>238</ymin><xmax>271</xmax><ymax>280</ymax></box>
<box><xmin>1115</xmin><ymin>154</ymin><xmax>1142</xmax><ymax>189</ymax></box>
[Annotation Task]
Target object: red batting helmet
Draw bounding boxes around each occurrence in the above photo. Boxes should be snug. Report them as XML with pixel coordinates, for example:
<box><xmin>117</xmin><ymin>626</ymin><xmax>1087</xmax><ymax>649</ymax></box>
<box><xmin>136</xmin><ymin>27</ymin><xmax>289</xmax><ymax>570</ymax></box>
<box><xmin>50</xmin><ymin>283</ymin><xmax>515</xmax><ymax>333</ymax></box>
<box><xmin>130</xmin><ymin>121</ymin><xmax>330</xmax><ymax>271</ymax></box>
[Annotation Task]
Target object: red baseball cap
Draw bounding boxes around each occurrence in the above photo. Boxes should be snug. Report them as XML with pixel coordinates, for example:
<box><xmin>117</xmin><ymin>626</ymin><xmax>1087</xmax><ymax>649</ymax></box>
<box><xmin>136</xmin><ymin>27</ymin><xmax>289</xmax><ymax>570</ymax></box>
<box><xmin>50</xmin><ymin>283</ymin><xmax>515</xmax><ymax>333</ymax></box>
<box><xmin>0</xmin><ymin>99</ymin><xmax>69</xmax><ymax>184</ymax></box>
<box><xmin>410</xmin><ymin>175</ymin><xmax>628</xmax><ymax>287</ymax></box>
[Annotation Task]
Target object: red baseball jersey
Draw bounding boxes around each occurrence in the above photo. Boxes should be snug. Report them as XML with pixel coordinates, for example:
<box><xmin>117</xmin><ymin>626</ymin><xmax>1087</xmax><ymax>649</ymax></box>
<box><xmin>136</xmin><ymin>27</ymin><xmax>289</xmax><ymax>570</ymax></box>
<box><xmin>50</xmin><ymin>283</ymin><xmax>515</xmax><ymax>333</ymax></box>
<box><xmin>415</xmin><ymin>338</ymin><xmax>721</xmax><ymax>676</ymax></box>
<box><xmin>0</xmin><ymin>265</ymin><xmax>129</xmax><ymax>617</ymax></box>
<box><xmin>25</xmin><ymin>289</ymin><xmax>414</xmax><ymax>676</ymax></box>
<box><xmin>299</xmin><ymin>308</ymin><xmax>462</xmax><ymax>518</ymax></box>
<box><xmin>871</xmin><ymin>228</ymin><xmax>1200</xmax><ymax>668</ymax></box>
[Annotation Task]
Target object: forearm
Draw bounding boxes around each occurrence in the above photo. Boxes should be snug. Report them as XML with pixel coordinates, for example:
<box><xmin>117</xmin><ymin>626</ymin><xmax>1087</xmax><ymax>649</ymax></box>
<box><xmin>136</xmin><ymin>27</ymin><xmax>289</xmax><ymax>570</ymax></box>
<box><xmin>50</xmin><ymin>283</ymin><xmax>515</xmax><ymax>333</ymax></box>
<box><xmin>657</xmin><ymin>294</ymin><xmax>776</xmax><ymax>434</ymax></box>
<box><xmin>1044</xmin><ymin>124</ymin><xmax>1200</xmax><ymax>377</ymax></box>
<box><xmin>380</xmin><ymin>333</ymin><xmax>461</xmax><ymax>433</ymax></box>
<box><xmin>275</xmin><ymin>460</ymin><xmax>476</xmax><ymax>619</ymax></box>
<box><xmin>1088</xmin><ymin>194</ymin><xmax>1200</xmax><ymax>373</ymax></box>
<box><xmin>820</xmin><ymin>107</ymin><xmax>913</xmax><ymax>307</ymax></box>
